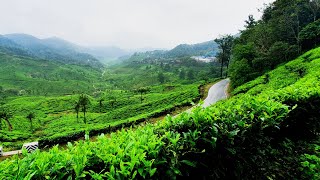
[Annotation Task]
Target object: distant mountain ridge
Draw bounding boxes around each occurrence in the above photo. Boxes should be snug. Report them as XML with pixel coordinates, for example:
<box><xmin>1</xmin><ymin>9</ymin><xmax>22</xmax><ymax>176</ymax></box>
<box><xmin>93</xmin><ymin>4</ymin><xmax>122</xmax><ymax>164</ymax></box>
<box><xmin>0</xmin><ymin>35</ymin><xmax>32</xmax><ymax>57</ymax></box>
<box><xmin>0</xmin><ymin>34</ymin><xmax>103</xmax><ymax>68</ymax></box>
<box><xmin>0</xmin><ymin>33</ymin><xmax>219</xmax><ymax>66</ymax></box>
<box><xmin>126</xmin><ymin>40</ymin><xmax>218</xmax><ymax>62</ymax></box>
<box><xmin>81</xmin><ymin>46</ymin><xmax>167</xmax><ymax>65</ymax></box>
<box><xmin>167</xmin><ymin>40</ymin><xmax>218</xmax><ymax>57</ymax></box>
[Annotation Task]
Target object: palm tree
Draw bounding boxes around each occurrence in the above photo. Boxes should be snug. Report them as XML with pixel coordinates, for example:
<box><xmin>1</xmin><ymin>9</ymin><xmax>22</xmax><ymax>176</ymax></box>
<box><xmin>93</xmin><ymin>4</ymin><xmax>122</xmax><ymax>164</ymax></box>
<box><xmin>78</xmin><ymin>94</ymin><xmax>90</xmax><ymax>124</ymax></box>
<box><xmin>26</xmin><ymin>112</ymin><xmax>35</xmax><ymax>130</ymax></box>
<box><xmin>0</xmin><ymin>111</ymin><xmax>13</xmax><ymax>131</ymax></box>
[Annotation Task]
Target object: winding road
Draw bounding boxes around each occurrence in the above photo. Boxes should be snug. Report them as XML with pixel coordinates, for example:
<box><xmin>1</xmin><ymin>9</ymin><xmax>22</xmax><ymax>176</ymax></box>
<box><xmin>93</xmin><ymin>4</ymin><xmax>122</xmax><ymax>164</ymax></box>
<box><xmin>179</xmin><ymin>78</ymin><xmax>230</xmax><ymax>115</ymax></box>
<box><xmin>202</xmin><ymin>78</ymin><xmax>230</xmax><ymax>107</ymax></box>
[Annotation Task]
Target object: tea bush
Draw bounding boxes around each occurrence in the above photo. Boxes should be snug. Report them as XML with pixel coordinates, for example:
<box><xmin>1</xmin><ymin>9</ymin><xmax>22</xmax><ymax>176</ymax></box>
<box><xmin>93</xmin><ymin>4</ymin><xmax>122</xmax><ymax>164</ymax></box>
<box><xmin>0</xmin><ymin>47</ymin><xmax>320</xmax><ymax>179</ymax></box>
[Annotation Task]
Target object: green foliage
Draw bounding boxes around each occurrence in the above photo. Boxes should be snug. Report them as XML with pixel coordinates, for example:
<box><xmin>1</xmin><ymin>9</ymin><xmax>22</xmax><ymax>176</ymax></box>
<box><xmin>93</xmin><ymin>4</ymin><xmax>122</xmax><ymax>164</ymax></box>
<box><xmin>116</xmin><ymin>55</ymin><xmax>219</xmax><ymax>88</ymax></box>
<box><xmin>0</xmin><ymin>111</ymin><xmax>13</xmax><ymax>131</ymax></box>
<box><xmin>158</xmin><ymin>72</ymin><xmax>165</xmax><ymax>84</ymax></box>
<box><xmin>301</xmin><ymin>144</ymin><xmax>320</xmax><ymax>179</ymax></box>
<box><xmin>134</xmin><ymin>87</ymin><xmax>150</xmax><ymax>103</ymax></box>
<box><xmin>78</xmin><ymin>94</ymin><xmax>90</xmax><ymax>124</ymax></box>
<box><xmin>1</xmin><ymin>47</ymin><xmax>320</xmax><ymax>179</ymax></box>
<box><xmin>300</xmin><ymin>19</ymin><xmax>320</xmax><ymax>50</ymax></box>
<box><xmin>0</xmin><ymin>52</ymin><xmax>105</xmax><ymax>98</ymax></box>
<box><xmin>229</xmin><ymin>0</ymin><xmax>320</xmax><ymax>88</ymax></box>
<box><xmin>0</xmin><ymin>31</ymin><xmax>219</xmax><ymax>153</ymax></box>
<box><xmin>187</xmin><ymin>70</ymin><xmax>194</xmax><ymax>80</ymax></box>
<box><xmin>1</xmin><ymin>34</ymin><xmax>103</xmax><ymax>68</ymax></box>
<box><xmin>0</xmin><ymin>84</ymin><xmax>201</xmax><ymax>150</ymax></box>
<box><xmin>179</xmin><ymin>69</ymin><xmax>186</xmax><ymax>79</ymax></box>
<box><xmin>229</xmin><ymin>58</ymin><xmax>255</xmax><ymax>88</ymax></box>
<box><xmin>215</xmin><ymin>34</ymin><xmax>234</xmax><ymax>77</ymax></box>
<box><xmin>26</xmin><ymin>112</ymin><xmax>35</xmax><ymax>130</ymax></box>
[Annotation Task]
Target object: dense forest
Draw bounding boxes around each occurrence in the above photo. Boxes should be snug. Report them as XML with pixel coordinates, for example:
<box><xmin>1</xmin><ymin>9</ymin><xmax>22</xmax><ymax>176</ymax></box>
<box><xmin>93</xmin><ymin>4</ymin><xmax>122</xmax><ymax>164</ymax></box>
<box><xmin>229</xmin><ymin>0</ymin><xmax>320</xmax><ymax>88</ymax></box>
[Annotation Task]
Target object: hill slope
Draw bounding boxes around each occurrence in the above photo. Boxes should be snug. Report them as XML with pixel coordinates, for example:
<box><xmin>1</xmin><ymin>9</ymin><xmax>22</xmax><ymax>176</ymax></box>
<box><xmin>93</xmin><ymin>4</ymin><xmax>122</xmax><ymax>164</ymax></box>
<box><xmin>2</xmin><ymin>34</ymin><xmax>103</xmax><ymax>68</ymax></box>
<box><xmin>126</xmin><ymin>40</ymin><xmax>218</xmax><ymax>63</ymax></box>
<box><xmin>167</xmin><ymin>40</ymin><xmax>218</xmax><ymax>57</ymax></box>
<box><xmin>0</xmin><ymin>35</ymin><xmax>31</xmax><ymax>57</ymax></box>
<box><xmin>0</xmin><ymin>51</ymin><xmax>105</xmax><ymax>97</ymax></box>
<box><xmin>1</xmin><ymin>46</ymin><xmax>319</xmax><ymax>178</ymax></box>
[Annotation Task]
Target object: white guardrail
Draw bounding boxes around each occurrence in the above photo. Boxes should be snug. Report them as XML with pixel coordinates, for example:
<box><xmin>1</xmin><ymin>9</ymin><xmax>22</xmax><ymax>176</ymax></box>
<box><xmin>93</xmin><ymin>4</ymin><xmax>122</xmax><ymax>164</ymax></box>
<box><xmin>0</xmin><ymin>142</ymin><xmax>39</xmax><ymax>157</ymax></box>
<box><xmin>23</xmin><ymin>142</ymin><xmax>38</xmax><ymax>153</ymax></box>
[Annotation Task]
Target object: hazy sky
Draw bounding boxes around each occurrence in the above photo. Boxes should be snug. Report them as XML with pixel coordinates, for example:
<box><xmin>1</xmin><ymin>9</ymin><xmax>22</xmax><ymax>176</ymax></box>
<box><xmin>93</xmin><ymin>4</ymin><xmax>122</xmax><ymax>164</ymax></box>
<box><xmin>0</xmin><ymin>0</ymin><xmax>275</xmax><ymax>49</ymax></box>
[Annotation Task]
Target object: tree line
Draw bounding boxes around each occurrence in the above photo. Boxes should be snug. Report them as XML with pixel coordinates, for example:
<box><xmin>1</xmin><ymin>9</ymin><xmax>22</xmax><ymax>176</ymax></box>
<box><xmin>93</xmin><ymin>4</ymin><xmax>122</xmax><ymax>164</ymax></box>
<box><xmin>214</xmin><ymin>0</ymin><xmax>320</xmax><ymax>89</ymax></box>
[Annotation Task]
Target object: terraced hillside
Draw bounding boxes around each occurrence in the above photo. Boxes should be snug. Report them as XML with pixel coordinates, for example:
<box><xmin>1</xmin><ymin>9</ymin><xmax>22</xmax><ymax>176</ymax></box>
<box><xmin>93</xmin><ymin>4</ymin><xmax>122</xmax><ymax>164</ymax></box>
<box><xmin>0</xmin><ymin>52</ymin><xmax>105</xmax><ymax>98</ymax></box>
<box><xmin>1</xmin><ymin>46</ymin><xmax>319</xmax><ymax>179</ymax></box>
<box><xmin>0</xmin><ymin>83</ymin><xmax>200</xmax><ymax>151</ymax></box>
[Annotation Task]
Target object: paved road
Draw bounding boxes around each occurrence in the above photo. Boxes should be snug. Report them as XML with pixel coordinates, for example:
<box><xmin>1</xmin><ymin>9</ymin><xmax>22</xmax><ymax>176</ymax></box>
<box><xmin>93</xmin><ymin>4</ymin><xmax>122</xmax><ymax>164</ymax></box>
<box><xmin>3</xmin><ymin>150</ymin><xmax>21</xmax><ymax>157</ymax></box>
<box><xmin>202</xmin><ymin>78</ymin><xmax>230</xmax><ymax>107</ymax></box>
<box><xmin>180</xmin><ymin>78</ymin><xmax>230</xmax><ymax>115</ymax></box>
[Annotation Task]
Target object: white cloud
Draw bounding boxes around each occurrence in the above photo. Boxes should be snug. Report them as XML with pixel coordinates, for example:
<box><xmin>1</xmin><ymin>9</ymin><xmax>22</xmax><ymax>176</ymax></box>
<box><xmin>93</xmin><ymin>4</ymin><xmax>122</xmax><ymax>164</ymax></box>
<box><xmin>0</xmin><ymin>0</ymin><xmax>275</xmax><ymax>49</ymax></box>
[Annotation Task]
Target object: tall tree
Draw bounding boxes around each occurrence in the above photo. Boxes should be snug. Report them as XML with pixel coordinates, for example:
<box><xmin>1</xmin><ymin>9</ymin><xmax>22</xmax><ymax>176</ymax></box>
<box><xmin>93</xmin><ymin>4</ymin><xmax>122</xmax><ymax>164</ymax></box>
<box><xmin>136</xmin><ymin>87</ymin><xmax>150</xmax><ymax>103</ymax></box>
<box><xmin>215</xmin><ymin>35</ymin><xmax>234</xmax><ymax>78</ymax></box>
<box><xmin>309</xmin><ymin>0</ymin><xmax>320</xmax><ymax>22</ymax></box>
<box><xmin>244</xmin><ymin>14</ymin><xmax>257</xmax><ymax>29</ymax></box>
<box><xmin>158</xmin><ymin>72</ymin><xmax>165</xmax><ymax>84</ymax></box>
<box><xmin>229</xmin><ymin>0</ymin><xmax>318</xmax><ymax>89</ymax></box>
<box><xmin>299</xmin><ymin>19</ymin><xmax>320</xmax><ymax>49</ymax></box>
<box><xmin>26</xmin><ymin>112</ymin><xmax>35</xmax><ymax>130</ymax></box>
<box><xmin>78</xmin><ymin>94</ymin><xmax>90</xmax><ymax>124</ymax></box>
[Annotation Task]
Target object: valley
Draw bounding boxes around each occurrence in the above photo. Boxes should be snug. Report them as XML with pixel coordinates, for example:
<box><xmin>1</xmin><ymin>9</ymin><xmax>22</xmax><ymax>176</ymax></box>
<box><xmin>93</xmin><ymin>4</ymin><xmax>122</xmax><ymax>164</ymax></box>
<box><xmin>1</xmin><ymin>0</ymin><xmax>320</xmax><ymax>179</ymax></box>
<box><xmin>0</xmin><ymin>36</ymin><xmax>220</xmax><ymax>151</ymax></box>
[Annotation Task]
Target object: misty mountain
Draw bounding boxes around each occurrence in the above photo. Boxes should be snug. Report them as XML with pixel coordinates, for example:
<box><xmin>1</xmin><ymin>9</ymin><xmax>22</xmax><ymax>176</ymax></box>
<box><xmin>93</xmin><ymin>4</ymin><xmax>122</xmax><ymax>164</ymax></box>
<box><xmin>167</xmin><ymin>40</ymin><xmax>218</xmax><ymax>57</ymax></box>
<box><xmin>0</xmin><ymin>35</ymin><xmax>32</xmax><ymax>57</ymax></box>
<box><xmin>126</xmin><ymin>40</ymin><xmax>218</xmax><ymax>62</ymax></box>
<box><xmin>80</xmin><ymin>46</ymin><xmax>169</xmax><ymax>65</ymax></box>
<box><xmin>79</xmin><ymin>46</ymin><xmax>130</xmax><ymax>65</ymax></box>
<box><xmin>2</xmin><ymin>34</ymin><xmax>103</xmax><ymax>68</ymax></box>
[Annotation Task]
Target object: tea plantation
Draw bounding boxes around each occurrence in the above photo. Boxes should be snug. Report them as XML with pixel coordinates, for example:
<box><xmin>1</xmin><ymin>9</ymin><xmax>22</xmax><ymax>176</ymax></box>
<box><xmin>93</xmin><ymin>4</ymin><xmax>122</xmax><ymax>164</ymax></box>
<box><xmin>1</xmin><ymin>47</ymin><xmax>319</xmax><ymax>179</ymax></box>
<box><xmin>0</xmin><ymin>83</ymin><xmax>200</xmax><ymax>150</ymax></box>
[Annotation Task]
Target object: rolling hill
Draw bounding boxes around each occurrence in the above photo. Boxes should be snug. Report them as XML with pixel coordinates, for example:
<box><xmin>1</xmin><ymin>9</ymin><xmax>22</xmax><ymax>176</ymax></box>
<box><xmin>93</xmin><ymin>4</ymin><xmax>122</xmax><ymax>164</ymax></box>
<box><xmin>1</xmin><ymin>45</ymin><xmax>319</xmax><ymax>179</ymax></box>
<box><xmin>0</xmin><ymin>35</ymin><xmax>31</xmax><ymax>57</ymax></box>
<box><xmin>1</xmin><ymin>34</ymin><xmax>103</xmax><ymax>68</ymax></box>
<box><xmin>167</xmin><ymin>40</ymin><xmax>218</xmax><ymax>57</ymax></box>
<box><xmin>0</xmin><ymin>50</ymin><xmax>106</xmax><ymax>98</ymax></box>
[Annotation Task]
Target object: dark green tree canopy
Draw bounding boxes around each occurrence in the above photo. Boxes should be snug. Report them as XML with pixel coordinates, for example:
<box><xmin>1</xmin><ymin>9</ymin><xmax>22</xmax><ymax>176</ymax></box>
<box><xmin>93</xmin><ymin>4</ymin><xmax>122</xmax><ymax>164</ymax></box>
<box><xmin>215</xmin><ymin>35</ymin><xmax>234</xmax><ymax>78</ymax></box>
<box><xmin>229</xmin><ymin>0</ymin><xmax>320</xmax><ymax>89</ymax></box>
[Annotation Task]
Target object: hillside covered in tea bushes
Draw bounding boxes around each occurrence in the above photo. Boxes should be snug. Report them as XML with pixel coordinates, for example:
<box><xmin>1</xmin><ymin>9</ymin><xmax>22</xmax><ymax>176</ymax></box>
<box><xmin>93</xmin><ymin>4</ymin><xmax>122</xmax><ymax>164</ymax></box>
<box><xmin>0</xmin><ymin>45</ymin><xmax>319</xmax><ymax>179</ymax></box>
